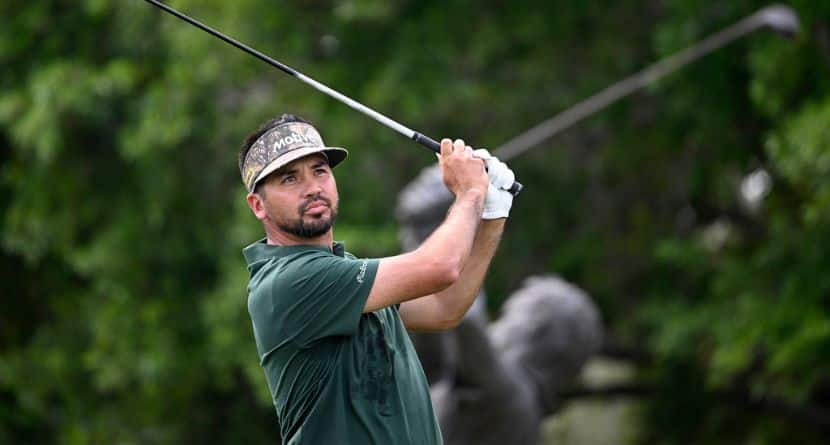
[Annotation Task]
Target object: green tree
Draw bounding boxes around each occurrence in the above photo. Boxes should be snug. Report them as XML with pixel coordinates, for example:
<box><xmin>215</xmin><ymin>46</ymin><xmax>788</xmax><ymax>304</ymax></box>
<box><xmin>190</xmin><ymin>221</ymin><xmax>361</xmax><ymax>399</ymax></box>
<box><xmin>1</xmin><ymin>0</ymin><xmax>828</xmax><ymax>443</ymax></box>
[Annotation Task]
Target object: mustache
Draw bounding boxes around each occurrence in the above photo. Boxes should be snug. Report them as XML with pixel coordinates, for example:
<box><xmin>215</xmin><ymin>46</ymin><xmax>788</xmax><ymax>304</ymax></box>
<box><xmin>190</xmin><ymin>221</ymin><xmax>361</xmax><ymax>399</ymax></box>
<box><xmin>299</xmin><ymin>194</ymin><xmax>332</xmax><ymax>213</ymax></box>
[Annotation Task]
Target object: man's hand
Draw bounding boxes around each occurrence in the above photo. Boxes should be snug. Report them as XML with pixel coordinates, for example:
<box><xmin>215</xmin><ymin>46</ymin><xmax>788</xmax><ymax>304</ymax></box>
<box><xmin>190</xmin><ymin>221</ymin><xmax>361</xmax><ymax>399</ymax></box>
<box><xmin>438</xmin><ymin>139</ymin><xmax>488</xmax><ymax>199</ymax></box>
<box><xmin>473</xmin><ymin>149</ymin><xmax>515</xmax><ymax>220</ymax></box>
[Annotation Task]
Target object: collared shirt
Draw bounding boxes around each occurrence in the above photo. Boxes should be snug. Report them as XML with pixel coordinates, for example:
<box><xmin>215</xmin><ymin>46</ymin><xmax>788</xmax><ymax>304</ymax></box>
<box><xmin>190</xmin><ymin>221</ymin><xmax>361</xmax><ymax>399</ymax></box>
<box><xmin>243</xmin><ymin>239</ymin><xmax>442</xmax><ymax>445</ymax></box>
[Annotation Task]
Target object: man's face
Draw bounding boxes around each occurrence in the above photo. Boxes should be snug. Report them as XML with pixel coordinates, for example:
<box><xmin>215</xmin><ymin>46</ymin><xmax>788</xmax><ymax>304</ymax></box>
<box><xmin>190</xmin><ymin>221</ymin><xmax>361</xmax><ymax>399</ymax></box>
<box><xmin>253</xmin><ymin>154</ymin><xmax>339</xmax><ymax>239</ymax></box>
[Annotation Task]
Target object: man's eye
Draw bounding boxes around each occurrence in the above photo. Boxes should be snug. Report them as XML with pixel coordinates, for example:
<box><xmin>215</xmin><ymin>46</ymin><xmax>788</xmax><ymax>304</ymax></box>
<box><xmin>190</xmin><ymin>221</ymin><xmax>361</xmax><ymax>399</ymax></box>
<box><xmin>315</xmin><ymin>168</ymin><xmax>328</xmax><ymax>175</ymax></box>
<box><xmin>281</xmin><ymin>175</ymin><xmax>296</xmax><ymax>184</ymax></box>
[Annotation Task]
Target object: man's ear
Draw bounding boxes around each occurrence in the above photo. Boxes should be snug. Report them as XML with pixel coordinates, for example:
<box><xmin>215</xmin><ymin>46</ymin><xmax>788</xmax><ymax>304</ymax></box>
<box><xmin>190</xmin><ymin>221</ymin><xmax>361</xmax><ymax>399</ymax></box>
<box><xmin>246</xmin><ymin>192</ymin><xmax>268</xmax><ymax>221</ymax></box>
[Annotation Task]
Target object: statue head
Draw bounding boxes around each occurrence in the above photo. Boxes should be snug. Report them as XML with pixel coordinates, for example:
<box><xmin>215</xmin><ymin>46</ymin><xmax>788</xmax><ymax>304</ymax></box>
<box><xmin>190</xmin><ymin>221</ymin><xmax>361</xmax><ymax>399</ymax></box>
<box><xmin>395</xmin><ymin>164</ymin><xmax>454</xmax><ymax>251</ymax></box>
<box><xmin>490</xmin><ymin>275</ymin><xmax>603</xmax><ymax>409</ymax></box>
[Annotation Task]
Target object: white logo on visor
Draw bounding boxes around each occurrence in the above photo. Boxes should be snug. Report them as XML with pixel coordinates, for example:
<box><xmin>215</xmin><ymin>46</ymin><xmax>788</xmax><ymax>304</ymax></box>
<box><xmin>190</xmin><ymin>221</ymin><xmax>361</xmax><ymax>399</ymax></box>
<box><xmin>275</xmin><ymin>132</ymin><xmax>317</xmax><ymax>150</ymax></box>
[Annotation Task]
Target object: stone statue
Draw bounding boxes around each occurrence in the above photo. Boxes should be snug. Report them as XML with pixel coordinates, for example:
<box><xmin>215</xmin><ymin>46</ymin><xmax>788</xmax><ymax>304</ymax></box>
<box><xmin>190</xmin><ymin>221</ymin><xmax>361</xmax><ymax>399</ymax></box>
<box><xmin>397</xmin><ymin>165</ymin><xmax>604</xmax><ymax>445</ymax></box>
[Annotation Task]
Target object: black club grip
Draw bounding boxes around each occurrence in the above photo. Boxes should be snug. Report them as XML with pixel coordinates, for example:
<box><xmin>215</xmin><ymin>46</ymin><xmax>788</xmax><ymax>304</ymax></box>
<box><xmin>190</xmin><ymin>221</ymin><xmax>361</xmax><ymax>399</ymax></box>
<box><xmin>413</xmin><ymin>132</ymin><xmax>524</xmax><ymax>196</ymax></box>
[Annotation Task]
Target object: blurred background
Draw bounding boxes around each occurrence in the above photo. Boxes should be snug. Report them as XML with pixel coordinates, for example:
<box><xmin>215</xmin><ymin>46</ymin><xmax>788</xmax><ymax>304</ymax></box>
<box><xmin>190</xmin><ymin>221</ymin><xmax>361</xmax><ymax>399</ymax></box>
<box><xmin>2</xmin><ymin>0</ymin><xmax>829</xmax><ymax>443</ymax></box>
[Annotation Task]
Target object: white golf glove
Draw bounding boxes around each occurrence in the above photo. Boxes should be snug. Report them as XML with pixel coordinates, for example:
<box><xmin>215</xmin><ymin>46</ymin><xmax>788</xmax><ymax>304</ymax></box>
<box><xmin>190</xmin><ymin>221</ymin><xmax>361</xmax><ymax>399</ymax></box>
<box><xmin>473</xmin><ymin>149</ymin><xmax>515</xmax><ymax>219</ymax></box>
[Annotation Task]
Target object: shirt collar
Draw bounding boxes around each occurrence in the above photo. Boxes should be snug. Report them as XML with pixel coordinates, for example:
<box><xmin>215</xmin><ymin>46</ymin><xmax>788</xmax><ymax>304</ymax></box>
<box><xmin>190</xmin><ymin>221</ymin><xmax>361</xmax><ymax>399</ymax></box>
<box><xmin>243</xmin><ymin>238</ymin><xmax>346</xmax><ymax>265</ymax></box>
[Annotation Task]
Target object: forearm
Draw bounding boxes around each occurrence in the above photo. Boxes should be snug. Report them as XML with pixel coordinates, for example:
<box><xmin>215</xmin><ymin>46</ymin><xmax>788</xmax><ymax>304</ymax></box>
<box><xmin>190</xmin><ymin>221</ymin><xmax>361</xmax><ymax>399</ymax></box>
<box><xmin>431</xmin><ymin>218</ymin><xmax>505</xmax><ymax>323</ymax></box>
<box><xmin>363</xmin><ymin>189</ymin><xmax>484</xmax><ymax>313</ymax></box>
<box><xmin>416</xmin><ymin>189</ymin><xmax>484</xmax><ymax>274</ymax></box>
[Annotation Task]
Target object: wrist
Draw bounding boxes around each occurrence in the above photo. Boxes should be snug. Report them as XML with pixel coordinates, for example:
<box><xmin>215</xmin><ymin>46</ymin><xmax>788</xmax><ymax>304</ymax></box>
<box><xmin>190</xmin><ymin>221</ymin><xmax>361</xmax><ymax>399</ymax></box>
<box><xmin>456</xmin><ymin>188</ymin><xmax>485</xmax><ymax>209</ymax></box>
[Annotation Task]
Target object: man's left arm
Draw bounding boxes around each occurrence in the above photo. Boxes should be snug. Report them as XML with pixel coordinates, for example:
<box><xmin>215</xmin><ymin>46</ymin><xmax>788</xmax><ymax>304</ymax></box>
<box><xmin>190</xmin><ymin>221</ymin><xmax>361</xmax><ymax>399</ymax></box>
<box><xmin>400</xmin><ymin>150</ymin><xmax>514</xmax><ymax>331</ymax></box>
<box><xmin>398</xmin><ymin>218</ymin><xmax>505</xmax><ymax>331</ymax></box>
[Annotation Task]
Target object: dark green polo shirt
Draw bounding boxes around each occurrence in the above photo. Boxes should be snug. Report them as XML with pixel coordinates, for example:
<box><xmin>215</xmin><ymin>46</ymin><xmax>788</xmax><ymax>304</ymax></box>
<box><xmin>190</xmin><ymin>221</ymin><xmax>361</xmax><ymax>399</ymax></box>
<box><xmin>243</xmin><ymin>239</ymin><xmax>442</xmax><ymax>445</ymax></box>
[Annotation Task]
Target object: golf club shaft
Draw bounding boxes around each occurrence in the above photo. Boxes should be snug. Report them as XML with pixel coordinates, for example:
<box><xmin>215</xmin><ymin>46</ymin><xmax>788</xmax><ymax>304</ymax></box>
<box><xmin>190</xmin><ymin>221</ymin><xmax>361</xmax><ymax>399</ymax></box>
<box><xmin>144</xmin><ymin>0</ymin><xmax>522</xmax><ymax>196</ymax></box>
<box><xmin>494</xmin><ymin>5</ymin><xmax>797</xmax><ymax>161</ymax></box>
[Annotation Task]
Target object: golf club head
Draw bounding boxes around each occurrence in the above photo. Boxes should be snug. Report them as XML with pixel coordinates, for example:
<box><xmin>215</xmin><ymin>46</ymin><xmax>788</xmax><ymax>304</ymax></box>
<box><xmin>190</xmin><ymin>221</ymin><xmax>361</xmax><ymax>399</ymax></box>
<box><xmin>759</xmin><ymin>4</ymin><xmax>800</xmax><ymax>38</ymax></box>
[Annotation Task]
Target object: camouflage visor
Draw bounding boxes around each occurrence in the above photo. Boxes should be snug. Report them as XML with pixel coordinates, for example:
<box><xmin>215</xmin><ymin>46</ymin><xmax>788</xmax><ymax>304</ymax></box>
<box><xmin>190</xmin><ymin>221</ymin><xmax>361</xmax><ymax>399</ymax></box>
<box><xmin>241</xmin><ymin>121</ymin><xmax>348</xmax><ymax>192</ymax></box>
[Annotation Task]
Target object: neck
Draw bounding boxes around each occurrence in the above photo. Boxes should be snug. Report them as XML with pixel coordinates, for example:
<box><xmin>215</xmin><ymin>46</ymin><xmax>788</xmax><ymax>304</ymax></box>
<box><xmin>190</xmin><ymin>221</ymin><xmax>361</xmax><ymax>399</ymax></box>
<box><xmin>266</xmin><ymin>227</ymin><xmax>333</xmax><ymax>249</ymax></box>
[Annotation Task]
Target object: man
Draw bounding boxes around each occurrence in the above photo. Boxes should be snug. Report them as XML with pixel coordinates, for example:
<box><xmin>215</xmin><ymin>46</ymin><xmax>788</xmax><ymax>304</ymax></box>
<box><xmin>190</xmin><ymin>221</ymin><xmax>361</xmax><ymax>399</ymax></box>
<box><xmin>240</xmin><ymin>113</ymin><xmax>515</xmax><ymax>444</ymax></box>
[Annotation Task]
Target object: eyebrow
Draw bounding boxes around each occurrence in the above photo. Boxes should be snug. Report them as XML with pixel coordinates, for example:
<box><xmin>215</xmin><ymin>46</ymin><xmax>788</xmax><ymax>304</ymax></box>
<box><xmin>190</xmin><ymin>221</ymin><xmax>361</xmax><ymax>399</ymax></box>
<box><xmin>275</xmin><ymin>160</ymin><xmax>329</xmax><ymax>178</ymax></box>
<box><xmin>275</xmin><ymin>167</ymin><xmax>297</xmax><ymax>178</ymax></box>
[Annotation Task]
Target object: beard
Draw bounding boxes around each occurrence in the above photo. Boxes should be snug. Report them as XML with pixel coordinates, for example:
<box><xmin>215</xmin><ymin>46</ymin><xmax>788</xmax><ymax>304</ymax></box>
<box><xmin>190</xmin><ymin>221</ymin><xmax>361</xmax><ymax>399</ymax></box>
<box><xmin>275</xmin><ymin>194</ymin><xmax>338</xmax><ymax>239</ymax></box>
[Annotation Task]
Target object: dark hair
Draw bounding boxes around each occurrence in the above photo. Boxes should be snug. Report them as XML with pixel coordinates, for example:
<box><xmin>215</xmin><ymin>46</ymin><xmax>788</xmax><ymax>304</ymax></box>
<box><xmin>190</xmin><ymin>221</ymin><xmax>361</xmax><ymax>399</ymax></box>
<box><xmin>238</xmin><ymin>113</ymin><xmax>311</xmax><ymax>192</ymax></box>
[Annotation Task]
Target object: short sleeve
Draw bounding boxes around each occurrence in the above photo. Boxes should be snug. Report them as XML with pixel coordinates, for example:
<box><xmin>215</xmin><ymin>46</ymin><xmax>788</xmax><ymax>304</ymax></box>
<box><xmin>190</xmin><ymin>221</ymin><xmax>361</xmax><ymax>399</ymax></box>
<box><xmin>271</xmin><ymin>252</ymin><xmax>379</xmax><ymax>347</ymax></box>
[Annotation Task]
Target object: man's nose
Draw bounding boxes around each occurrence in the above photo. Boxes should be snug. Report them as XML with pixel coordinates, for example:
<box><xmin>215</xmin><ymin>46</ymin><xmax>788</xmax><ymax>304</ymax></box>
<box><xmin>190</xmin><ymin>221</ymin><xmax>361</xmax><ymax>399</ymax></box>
<box><xmin>304</xmin><ymin>178</ymin><xmax>324</xmax><ymax>197</ymax></box>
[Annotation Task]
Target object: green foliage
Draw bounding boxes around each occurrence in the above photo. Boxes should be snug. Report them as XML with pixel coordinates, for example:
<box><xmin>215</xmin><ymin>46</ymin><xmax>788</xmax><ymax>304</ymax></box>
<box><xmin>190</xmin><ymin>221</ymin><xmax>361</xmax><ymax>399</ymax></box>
<box><xmin>629</xmin><ymin>2</ymin><xmax>830</xmax><ymax>442</ymax></box>
<box><xmin>1</xmin><ymin>0</ymin><xmax>828</xmax><ymax>443</ymax></box>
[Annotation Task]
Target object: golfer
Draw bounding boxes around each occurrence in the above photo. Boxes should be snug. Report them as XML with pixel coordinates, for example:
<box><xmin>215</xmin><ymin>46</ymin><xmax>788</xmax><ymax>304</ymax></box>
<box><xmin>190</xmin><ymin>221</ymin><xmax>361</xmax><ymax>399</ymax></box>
<box><xmin>240</xmin><ymin>114</ymin><xmax>515</xmax><ymax>444</ymax></box>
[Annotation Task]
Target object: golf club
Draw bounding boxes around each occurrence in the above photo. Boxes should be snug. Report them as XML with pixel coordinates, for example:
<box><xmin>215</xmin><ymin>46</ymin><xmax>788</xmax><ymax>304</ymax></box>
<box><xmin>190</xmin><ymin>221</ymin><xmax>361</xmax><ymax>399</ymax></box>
<box><xmin>143</xmin><ymin>0</ymin><xmax>523</xmax><ymax>196</ymax></box>
<box><xmin>493</xmin><ymin>4</ymin><xmax>800</xmax><ymax>161</ymax></box>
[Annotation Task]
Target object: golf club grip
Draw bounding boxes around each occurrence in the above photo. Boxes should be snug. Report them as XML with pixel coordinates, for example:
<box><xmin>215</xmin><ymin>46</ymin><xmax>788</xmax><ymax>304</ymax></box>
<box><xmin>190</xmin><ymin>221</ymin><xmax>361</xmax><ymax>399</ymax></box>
<box><xmin>413</xmin><ymin>133</ymin><xmax>524</xmax><ymax>196</ymax></box>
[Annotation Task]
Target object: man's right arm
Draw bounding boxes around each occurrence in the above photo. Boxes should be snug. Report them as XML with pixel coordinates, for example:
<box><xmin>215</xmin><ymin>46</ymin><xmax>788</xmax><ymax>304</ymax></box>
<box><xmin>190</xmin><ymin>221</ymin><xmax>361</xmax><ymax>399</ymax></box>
<box><xmin>363</xmin><ymin>189</ymin><xmax>483</xmax><ymax>313</ymax></box>
<box><xmin>363</xmin><ymin>139</ymin><xmax>488</xmax><ymax>313</ymax></box>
